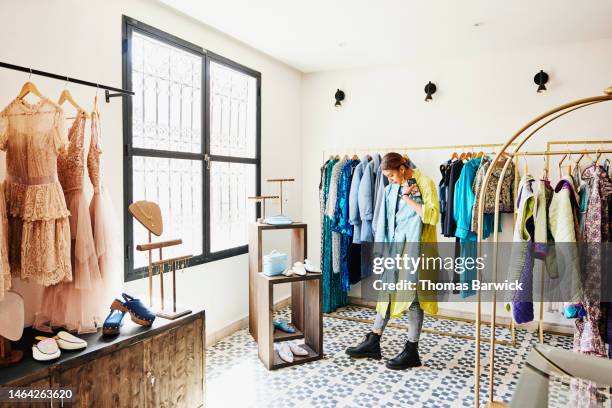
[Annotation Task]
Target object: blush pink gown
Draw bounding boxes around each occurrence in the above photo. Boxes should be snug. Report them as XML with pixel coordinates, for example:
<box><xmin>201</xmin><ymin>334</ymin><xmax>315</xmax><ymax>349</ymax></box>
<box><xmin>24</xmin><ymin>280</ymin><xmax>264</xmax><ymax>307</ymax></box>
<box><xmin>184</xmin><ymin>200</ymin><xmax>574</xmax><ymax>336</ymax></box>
<box><xmin>34</xmin><ymin>111</ymin><xmax>102</xmax><ymax>333</ymax></box>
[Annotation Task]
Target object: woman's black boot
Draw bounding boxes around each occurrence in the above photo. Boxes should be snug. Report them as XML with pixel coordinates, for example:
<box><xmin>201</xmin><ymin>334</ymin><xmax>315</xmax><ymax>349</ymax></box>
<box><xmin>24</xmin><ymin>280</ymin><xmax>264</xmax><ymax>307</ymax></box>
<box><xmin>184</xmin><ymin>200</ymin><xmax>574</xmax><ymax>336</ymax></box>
<box><xmin>385</xmin><ymin>341</ymin><xmax>421</xmax><ymax>370</ymax></box>
<box><xmin>345</xmin><ymin>332</ymin><xmax>382</xmax><ymax>359</ymax></box>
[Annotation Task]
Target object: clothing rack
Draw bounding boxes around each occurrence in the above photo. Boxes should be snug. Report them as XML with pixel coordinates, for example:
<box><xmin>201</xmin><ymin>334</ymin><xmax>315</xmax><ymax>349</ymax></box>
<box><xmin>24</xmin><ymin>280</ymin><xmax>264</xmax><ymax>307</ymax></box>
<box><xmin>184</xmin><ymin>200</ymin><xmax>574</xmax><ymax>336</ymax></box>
<box><xmin>474</xmin><ymin>86</ymin><xmax>612</xmax><ymax>408</ymax></box>
<box><xmin>0</xmin><ymin>61</ymin><xmax>134</xmax><ymax>102</ymax></box>
<box><xmin>322</xmin><ymin>141</ymin><xmax>519</xmax><ymax>347</ymax></box>
<box><xmin>322</xmin><ymin>142</ymin><xmax>517</xmax><ymax>161</ymax></box>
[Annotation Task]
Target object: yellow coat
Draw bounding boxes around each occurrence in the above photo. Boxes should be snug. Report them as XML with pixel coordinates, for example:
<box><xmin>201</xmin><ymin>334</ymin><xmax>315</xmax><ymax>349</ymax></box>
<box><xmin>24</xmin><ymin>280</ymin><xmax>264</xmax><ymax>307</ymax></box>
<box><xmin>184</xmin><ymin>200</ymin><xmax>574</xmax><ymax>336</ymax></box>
<box><xmin>376</xmin><ymin>168</ymin><xmax>440</xmax><ymax>318</ymax></box>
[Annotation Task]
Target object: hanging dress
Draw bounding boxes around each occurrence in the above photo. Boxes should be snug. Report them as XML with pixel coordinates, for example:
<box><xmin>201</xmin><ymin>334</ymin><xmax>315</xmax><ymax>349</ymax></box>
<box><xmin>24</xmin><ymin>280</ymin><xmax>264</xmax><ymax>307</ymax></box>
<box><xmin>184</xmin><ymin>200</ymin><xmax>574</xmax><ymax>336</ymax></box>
<box><xmin>0</xmin><ymin>97</ymin><xmax>71</xmax><ymax>286</ymax></box>
<box><xmin>34</xmin><ymin>111</ymin><xmax>102</xmax><ymax>333</ymax></box>
<box><xmin>0</xmin><ymin>183</ymin><xmax>9</xmax><ymax>301</ymax></box>
<box><xmin>88</xmin><ymin>107</ymin><xmax>122</xmax><ymax>319</ymax></box>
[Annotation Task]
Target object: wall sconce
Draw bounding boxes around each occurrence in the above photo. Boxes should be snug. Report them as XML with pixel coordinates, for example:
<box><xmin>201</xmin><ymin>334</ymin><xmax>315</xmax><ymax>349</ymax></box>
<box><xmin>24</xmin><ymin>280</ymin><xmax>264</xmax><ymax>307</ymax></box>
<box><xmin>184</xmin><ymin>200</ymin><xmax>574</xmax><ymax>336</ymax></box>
<box><xmin>334</xmin><ymin>89</ymin><xmax>345</xmax><ymax>107</ymax></box>
<box><xmin>534</xmin><ymin>70</ymin><xmax>549</xmax><ymax>93</ymax></box>
<box><xmin>424</xmin><ymin>81</ymin><xmax>436</xmax><ymax>102</ymax></box>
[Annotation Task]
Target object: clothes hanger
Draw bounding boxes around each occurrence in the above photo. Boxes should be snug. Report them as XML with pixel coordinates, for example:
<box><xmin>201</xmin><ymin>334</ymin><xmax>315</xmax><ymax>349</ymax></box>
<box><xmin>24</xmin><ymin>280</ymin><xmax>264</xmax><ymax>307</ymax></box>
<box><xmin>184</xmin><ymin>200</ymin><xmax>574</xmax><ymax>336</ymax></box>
<box><xmin>522</xmin><ymin>157</ymin><xmax>529</xmax><ymax>175</ymax></box>
<box><xmin>18</xmin><ymin>69</ymin><xmax>44</xmax><ymax>100</ymax></box>
<box><xmin>58</xmin><ymin>79</ymin><xmax>89</xmax><ymax>118</ymax></box>
<box><xmin>541</xmin><ymin>155</ymin><xmax>549</xmax><ymax>180</ymax></box>
<box><xmin>92</xmin><ymin>85</ymin><xmax>100</xmax><ymax>116</ymax></box>
<box><xmin>558</xmin><ymin>153</ymin><xmax>568</xmax><ymax>178</ymax></box>
<box><xmin>450</xmin><ymin>151</ymin><xmax>459</xmax><ymax>160</ymax></box>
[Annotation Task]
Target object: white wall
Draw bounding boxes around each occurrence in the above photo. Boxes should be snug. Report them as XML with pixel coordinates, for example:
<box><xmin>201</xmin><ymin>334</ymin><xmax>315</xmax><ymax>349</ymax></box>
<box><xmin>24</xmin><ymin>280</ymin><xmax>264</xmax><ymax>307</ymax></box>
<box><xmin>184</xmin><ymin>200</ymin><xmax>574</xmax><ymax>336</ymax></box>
<box><xmin>300</xmin><ymin>37</ymin><xmax>612</xmax><ymax>328</ymax></box>
<box><xmin>0</xmin><ymin>0</ymin><xmax>303</xmax><ymax>335</ymax></box>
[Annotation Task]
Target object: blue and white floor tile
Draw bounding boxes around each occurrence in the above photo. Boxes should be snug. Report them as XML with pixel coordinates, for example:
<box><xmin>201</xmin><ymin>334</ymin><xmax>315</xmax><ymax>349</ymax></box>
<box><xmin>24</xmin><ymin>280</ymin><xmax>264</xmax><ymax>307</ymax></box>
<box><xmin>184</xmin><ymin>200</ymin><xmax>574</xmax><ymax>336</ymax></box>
<box><xmin>205</xmin><ymin>306</ymin><xmax>573</xmax><ymax>407</ymax></box>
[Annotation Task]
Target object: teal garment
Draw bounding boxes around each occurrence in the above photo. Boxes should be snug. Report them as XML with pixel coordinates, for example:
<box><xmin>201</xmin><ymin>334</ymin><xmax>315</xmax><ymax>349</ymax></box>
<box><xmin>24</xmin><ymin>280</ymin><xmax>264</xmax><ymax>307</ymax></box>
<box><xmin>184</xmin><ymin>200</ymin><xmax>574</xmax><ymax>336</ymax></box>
<box><xmin>322</xmin><ymin>159</ymin><xmax>338</xmax><ymax>313</ymax></box>
<box><xmin>321</xmin><ymin>159</ymin><xmax>348</xmax><ymax>313</ymax></box>
<box><xmin>454</xmin><ymin>158</ymin><xmax>482</xmax><ymax>241</ymax></box>
<box><xmin>453</xmin><ymin>158</ymin><xmax>483</xmax><ymax>298</ymax></box>
<box><xmin>374</xmin><ymin>184</ymin><xmax>423</xmax><ymax>299</ymax></box>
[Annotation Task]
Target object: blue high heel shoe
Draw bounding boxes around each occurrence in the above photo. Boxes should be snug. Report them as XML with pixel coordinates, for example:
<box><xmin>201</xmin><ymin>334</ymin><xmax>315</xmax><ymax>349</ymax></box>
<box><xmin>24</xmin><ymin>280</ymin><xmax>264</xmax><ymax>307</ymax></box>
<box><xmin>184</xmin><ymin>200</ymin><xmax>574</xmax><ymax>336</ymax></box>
<box><xmin>103</xmin><ymin>309</ymin><xmax>126</xmax><ymax>336</ymax></box>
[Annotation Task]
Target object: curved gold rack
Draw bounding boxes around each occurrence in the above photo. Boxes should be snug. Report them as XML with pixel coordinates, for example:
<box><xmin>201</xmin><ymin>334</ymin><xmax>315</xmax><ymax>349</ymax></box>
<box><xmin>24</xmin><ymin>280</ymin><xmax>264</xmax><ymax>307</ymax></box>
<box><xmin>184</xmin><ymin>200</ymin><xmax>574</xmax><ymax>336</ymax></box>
<box><xmin>474</xmin><ymin>87</ymin><xmax>612</xmax><ymax>407</ymax></box>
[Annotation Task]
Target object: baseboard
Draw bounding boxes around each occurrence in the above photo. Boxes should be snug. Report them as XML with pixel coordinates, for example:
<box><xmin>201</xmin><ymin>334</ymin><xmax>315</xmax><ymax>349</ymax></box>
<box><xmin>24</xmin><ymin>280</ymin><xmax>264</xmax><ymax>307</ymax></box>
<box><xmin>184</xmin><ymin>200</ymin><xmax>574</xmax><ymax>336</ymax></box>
<box><xmin>347</xmin><ymin>296</ymin><xmax>573</xmax><ymax>335</ymax></box>
<box><xmin>206</xmin><ymin>296</ymin><xmax>292</xmax><ymax>346</ymax></box>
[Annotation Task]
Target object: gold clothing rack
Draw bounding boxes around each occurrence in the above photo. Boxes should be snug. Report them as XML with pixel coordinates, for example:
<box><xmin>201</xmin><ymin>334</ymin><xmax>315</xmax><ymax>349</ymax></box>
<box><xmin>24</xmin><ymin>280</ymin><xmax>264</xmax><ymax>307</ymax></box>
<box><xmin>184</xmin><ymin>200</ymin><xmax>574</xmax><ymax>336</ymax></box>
<box><xmin>322</xmin><ymin>141</ymin><xmax>519</xmax><ymax>347</ymax></box>
<box><xmin>474</xmin><ymin>86</ymin><xmax>612</xmax><ymax>407</ymax></box>
<box><xmin>323</xmin><ymin>142</ymin><xmax>517</xmax><ymax>161</ymax></box>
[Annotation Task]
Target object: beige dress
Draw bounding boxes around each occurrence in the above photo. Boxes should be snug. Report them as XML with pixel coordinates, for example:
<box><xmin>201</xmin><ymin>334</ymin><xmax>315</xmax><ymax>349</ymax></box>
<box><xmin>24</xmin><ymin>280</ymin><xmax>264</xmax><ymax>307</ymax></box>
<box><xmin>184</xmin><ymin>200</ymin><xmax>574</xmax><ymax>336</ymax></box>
<box><xmin>0</xmin><ymin>97</ymin><xmax>71</xmax><ymax>286</ymax></box>
<box><xmin>34</xmin><ymin>111</ymin><xmax>102</xmax><ymax>333</ymax></box>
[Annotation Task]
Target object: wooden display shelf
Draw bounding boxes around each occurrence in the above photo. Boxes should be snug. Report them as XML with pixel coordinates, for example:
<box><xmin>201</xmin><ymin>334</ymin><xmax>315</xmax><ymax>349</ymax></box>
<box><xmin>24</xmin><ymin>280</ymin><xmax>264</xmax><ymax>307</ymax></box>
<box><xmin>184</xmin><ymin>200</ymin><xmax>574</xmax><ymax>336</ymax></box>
<box><xmin>273</xmin><ymin>328</ymin><xmax>303</xmax><ymax>342</ymax></box>
<box><xmin>257</xmin><ymin>271</ymin><xmax>323</xmax><ymax>370</ymax></box>
<box><xmin>248</xmin><ymin>222</ymin><xmax>307</xmax><ymax>343</ymax></box>
<box><xmin>271</xmin><ymin>344</ymin><xmax>320</xmax><ymax>369</ymax></box>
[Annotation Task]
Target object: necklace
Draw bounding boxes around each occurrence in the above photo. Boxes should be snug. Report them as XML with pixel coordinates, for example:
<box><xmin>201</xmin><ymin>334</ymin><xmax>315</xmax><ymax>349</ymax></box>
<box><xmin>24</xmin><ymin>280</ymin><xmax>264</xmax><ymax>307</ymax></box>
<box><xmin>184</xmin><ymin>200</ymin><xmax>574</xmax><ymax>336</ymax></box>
<box><xmin>136</xmin><ymin>202</ymin><xmax>155</xmax><ymax>227</ymax></box>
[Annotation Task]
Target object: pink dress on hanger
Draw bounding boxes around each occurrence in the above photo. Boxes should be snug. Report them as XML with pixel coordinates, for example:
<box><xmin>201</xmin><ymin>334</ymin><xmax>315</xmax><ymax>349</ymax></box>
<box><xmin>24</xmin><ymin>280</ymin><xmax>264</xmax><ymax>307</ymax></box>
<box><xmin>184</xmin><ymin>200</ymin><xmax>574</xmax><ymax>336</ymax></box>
<box><xmin>34</xmin><ymin>111</ymin><xmax>102</xmax><ymax>333</ymax></box>
<box><xmin>88</xmin><ymin>107</ymin><xmax>122</xmax><ymax>318</ymax></box>
<box><xmin>0</xmin><ymin>97</ymin><xmax>71</xmax><ymax>287</ymax></box>
<box><xmin>0</xmin><ymin>183</ymin><xmax>9</xmax><ymax>301</ymax></box>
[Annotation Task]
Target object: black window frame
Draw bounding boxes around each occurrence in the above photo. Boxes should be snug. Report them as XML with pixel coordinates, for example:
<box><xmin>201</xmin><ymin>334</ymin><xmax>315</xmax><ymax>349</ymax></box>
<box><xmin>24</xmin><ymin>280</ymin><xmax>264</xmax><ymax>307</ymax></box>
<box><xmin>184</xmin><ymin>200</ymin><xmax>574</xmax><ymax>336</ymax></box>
<box><xmin>122</xmin><ymin>16</ymin><xmax>261</xmax><ymax>282</ymax></box>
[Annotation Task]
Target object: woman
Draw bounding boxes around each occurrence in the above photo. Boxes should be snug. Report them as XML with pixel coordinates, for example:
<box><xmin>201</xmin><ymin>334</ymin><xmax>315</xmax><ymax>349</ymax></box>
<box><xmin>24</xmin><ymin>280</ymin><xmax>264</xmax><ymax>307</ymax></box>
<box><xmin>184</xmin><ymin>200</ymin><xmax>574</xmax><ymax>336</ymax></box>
<box><xmin>346</xmin><ymin>152</ymin><xmax>439</xmax><ymax>370</ymax></box>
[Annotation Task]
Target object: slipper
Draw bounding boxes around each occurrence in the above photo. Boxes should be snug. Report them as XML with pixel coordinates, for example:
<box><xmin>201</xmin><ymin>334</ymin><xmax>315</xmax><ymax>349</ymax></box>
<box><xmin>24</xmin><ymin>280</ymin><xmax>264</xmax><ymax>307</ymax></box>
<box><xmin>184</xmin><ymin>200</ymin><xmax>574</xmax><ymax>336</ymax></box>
<box><xmin>273</xmin><ymin>319</ymin><xmax>296</xmax><ymax>333</ymax></box>
<box><xmin>277</xmin><ymin>343</ymin><xmax>293</xmax><ymax>363</ymax></box>
<box><xmin>282</xmin><ymin>267</ymin><xmax>295</xmax><ymax>277</ymax></box>
<box><xmin>303</xmin><ymin>259</ymin><xmax>321</xmax><ymax>273</ymax></box>
<box><xmin>292</xmin><ymin>262</ymin><xmax>307</xmax><ymax>276</ymax></box>
<box><xmin>32</xmin><ymin>338</ymin><xmax>61</xmax><ymax>361</ymax></box>
<box><xmin>35</xmin><ymin>331</ymin><xmax>87</xmax><ymax>351</ymax></box>
<box><xmin>288</xmin><ymin>342</ymin><xmax>308</xmax><ymax>356</ymax></box>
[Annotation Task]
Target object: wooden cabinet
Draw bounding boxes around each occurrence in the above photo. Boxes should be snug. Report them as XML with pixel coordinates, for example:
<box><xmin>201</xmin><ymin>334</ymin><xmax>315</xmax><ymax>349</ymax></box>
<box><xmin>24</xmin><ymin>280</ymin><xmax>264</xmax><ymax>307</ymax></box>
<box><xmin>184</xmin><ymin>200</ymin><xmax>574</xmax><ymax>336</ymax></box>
<box><xmin>0</xmin><ymin>311</ymin><xmax>205</xmax><ymax>408</ymax></box>
<box><xmin>57</xmin><ymin>342</ymin><xmax>145</xmax><ymax>407</ymax></box>
<box><xmin>143</xmin><ymin>317</ymin><xmax>204</xmax><ymax>408</ymax></box>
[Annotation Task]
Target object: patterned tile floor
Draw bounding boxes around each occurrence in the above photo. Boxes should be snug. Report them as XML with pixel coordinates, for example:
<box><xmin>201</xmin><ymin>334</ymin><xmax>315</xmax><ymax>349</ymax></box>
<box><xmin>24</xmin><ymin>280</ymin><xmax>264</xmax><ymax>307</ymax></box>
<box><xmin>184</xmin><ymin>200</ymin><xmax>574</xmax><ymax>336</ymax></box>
<box><xmin>206</xmin><ymin>306</ymin><xmax>573</xmax><ymax>408</ymax></box>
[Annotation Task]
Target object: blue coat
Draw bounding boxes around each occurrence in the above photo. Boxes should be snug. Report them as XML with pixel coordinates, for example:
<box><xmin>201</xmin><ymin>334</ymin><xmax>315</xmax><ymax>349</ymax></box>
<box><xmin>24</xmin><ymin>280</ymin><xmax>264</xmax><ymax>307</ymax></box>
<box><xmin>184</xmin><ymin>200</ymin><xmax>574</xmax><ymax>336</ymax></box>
<box><xmin>348</xmin><ymin>155</ymin><xmax>370</xmax><ymax>243</ymax></box>
<box><xmin>374</xmin><ymin>183</ymin><xmax>423</xmax><ymax>312</ymax></box>
<box><xmin>358</xmin><ymin>153</ymin><xmax>381</xmax><ymax>242</ymax></box>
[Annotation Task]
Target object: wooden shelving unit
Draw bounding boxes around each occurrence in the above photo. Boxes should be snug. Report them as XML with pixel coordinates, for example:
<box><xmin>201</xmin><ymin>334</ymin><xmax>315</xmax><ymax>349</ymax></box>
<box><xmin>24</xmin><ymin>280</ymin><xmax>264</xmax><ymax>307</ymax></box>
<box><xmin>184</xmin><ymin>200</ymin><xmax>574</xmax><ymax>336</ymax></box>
<box><xmin>248</xmin><ymin>222</ymin><xmax>323</xmax><ymax>369</ymax></box>
<box><xmin>248</xmin><ymin>222</ymin><xmax>307</xmax><ymax>343</ymax></box>
<box><xmin>257</xmin><ymin>272</ymin><xmax>323</xmax><ymax>370</ymax></box>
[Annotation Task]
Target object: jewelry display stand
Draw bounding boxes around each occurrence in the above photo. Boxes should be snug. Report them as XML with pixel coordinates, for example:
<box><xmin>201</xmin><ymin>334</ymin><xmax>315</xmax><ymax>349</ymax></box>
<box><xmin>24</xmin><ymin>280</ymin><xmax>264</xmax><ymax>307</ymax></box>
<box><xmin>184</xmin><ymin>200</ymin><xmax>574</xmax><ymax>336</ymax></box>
<box><xmin>266</xmin><ymin>178</ymin><xmax>294</xmax><ymax>216</ymax></box>
<box><xmin>248</xmin><ymin>195</ymin><xmax>279</xmax><ymax>222</ymax></box>
<box><xmin>129</xmin><ymin>200</ymin><xmax>192</xmax><ymax>320</ymax></box>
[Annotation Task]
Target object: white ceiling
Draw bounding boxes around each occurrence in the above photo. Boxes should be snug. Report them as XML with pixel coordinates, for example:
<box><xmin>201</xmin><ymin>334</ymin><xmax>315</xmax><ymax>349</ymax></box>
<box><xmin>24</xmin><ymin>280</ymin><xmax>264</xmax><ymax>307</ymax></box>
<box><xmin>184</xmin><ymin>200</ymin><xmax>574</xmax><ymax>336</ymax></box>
<box><xmin>159</xmin><ymin>0</ymin><xmax>612</xmax><ymax>73</ymax></box>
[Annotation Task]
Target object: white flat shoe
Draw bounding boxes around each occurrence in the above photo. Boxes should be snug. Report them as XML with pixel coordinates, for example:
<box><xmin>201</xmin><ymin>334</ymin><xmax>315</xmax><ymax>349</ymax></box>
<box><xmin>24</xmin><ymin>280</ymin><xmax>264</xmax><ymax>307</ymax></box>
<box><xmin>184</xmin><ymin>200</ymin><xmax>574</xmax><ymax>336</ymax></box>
<box><xmin>282</xmin><ymin>267</ymin><xmax>295</xmax><ymax>277</ymax></box>
<box><xmin>288</xmin><ymin>342</ymin><xmax>309</xmax><ymax>356</ymax></box>
<box><xmin>35</xmin><ymin>331</ymin><xmax>87</xmax><ymax>351</ymax></box>
<box><xmin>32</xmin><ymin>338</ymin><xmax>61</xmax><ymax>361</ymax></box>
<box><xmin>292</xmin><ymin>262</ymin><xmax>307</xmax><ymax>276</ymax></box>
<box><xmin>56</xmin><ymin>331</ymin><xmax>87</xmax><ymax>350</ymax></box>
<box><xmin>277</xmin><ymin>343</ymin><xmax>294</xmax><ymax>363</ymax></box>
<box><xmin>304</xmin><ymin>259</ymin><xmax>321</xmax><ymax>273</ymax></box>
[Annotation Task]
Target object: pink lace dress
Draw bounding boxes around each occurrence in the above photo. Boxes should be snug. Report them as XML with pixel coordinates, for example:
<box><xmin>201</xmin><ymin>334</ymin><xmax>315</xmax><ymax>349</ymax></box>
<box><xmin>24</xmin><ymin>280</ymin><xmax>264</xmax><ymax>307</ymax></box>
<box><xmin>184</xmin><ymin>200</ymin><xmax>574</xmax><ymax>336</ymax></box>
<box><xmin>0</xmin><ymin>97</ymin><xmax>71</xmax><ymax>288</ymax></box>
<box><xmin>34</xmin><ymin>111</ymin><xmax>102</xmax><ymax>333</ymax></box>
<box><xmin>88</xmin><ymin>109</ymin><xmax>122</xmax><ymax>316</ymax></box>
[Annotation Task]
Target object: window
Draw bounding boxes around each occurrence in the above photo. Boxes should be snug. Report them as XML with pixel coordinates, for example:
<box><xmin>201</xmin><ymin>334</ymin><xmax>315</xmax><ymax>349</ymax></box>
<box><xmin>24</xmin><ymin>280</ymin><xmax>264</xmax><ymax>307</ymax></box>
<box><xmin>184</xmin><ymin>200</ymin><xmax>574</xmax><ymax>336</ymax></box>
<box><xmin>123</xmin><ymin>17</ymin><xmax>261</xmax><ymax>281</ymax></box>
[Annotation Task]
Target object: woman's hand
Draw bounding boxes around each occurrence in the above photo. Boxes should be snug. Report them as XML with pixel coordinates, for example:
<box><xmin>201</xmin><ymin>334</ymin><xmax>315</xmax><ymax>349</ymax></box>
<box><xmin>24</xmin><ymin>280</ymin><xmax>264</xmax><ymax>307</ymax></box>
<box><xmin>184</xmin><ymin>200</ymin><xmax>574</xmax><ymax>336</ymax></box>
<box><xmin>402</xmin><ymin>183</ymin><xmax>419</xmax><ymax>197</ymax></box>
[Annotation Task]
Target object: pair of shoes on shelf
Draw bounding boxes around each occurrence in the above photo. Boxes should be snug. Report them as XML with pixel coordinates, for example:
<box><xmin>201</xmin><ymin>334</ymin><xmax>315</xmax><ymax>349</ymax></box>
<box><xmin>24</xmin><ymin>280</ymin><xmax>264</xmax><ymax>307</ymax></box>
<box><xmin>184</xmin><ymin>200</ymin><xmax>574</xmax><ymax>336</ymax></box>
<box><xmin>277</xmin><ymin>342</ymin><xmax>309</xmax><ymax>363</ymax></box>
<box><xmin>273</xmin><ymin>319</ymin><xmax>296</xmax><ymax>334</ymax></box>
<box><xmin>303</xmin><ymin>259</ymin><xmax>321</xmax><ymax>273</ymax></box>
<box><xmin>32</xmin><ymin>331</ymin><xmax>87</xmax><ymax>361</ymax></box>
<box><xmin>103</xmin><ymin>293</ymin><xmax>156</xmax><ymax>336</ymax></box>
<box><xmin>281</xmin><ymin>259</ymin><xmax>321</xmax><ymax>276</ymax></box>
<box><xmin>283</xmin><ymin>261</ymin><xmax>310</xmax><ymax>276</ymax></box>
